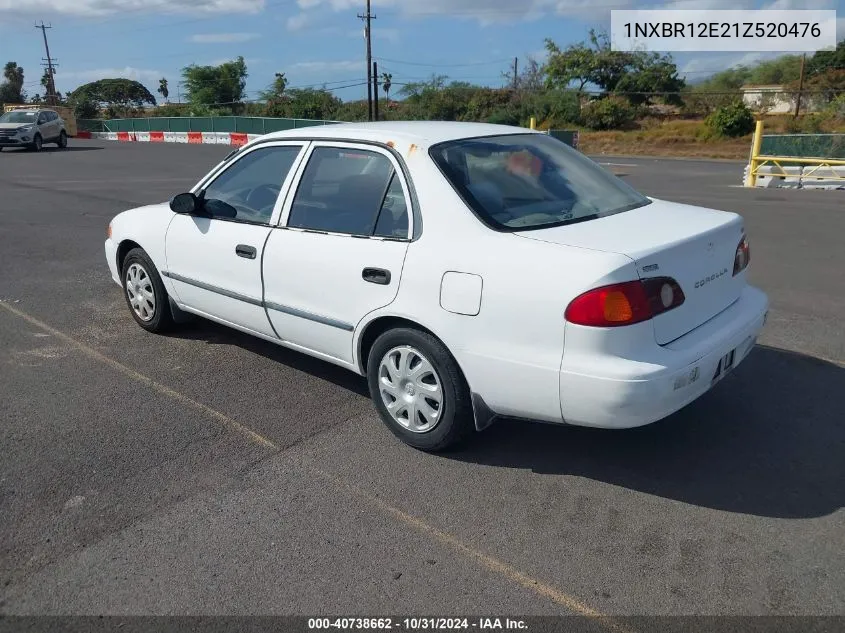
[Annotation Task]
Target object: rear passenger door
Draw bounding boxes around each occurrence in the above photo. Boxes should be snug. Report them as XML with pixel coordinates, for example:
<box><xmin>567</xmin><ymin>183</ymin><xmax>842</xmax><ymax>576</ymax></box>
<box><xmin>262</xmin><ymin>142</ymin><xmax>412</xmax><ymax>365</ymax></box>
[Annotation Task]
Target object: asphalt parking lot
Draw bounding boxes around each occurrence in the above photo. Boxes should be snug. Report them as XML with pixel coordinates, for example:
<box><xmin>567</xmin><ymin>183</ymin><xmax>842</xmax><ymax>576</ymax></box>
<box><xmin>0</xmin><ymin>140</ymin><xmax>843</xmax><ymax>619</ymax></box>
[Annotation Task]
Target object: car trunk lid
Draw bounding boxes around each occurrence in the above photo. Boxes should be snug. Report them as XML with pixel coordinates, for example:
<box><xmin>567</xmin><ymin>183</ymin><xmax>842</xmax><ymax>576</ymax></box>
<box><xmin>515</xmin><ymin>198</ymin><xmax>746</xmax><ymax>345</ymax></box>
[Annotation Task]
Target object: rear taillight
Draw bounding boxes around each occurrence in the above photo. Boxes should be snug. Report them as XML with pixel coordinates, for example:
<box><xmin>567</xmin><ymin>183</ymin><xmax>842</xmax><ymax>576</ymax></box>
<box><xmin>733</xmin><ymin>235</ymin><xmax>750</xmax><ymax>276</ymax></box>
<box><xmin>565</xmin><ymin>277</ymin><xmax>685</xmax><ymax>327</ymax></box>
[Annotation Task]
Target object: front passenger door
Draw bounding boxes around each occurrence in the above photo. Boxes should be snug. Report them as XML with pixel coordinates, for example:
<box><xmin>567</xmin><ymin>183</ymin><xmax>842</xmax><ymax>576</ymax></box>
<box><xmin>165</xmin><ymin>142</ymin><xmax>306</xmax><ymax>337</ymax></box>
<box><xmin>263</xmin><ymin>143</ymin><xmax>412</xmax><ymax>364</ymax></box>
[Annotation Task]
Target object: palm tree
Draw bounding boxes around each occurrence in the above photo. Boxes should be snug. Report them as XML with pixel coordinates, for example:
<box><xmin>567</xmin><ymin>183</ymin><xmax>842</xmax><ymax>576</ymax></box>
<box><xmin>381</xmin><ymin>72</ymin><xmax>392</xmax><ymax>107</ymax></box>
<box><xmin>158</xmin><ymin>78</ymin><xmax>169</xmax><ymax>103</ymax></box>
<box><xmin>2</xmin><ymin>62</ymin><xmax>25</xmax><ymax>102</ymax></box>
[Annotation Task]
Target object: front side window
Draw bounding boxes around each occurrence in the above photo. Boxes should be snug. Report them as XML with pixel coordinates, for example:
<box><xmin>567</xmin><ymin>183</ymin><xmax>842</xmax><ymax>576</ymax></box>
<box><xmin>430</xmin><ymin>133</ymin><xmax>651</xmax><ymax>231</ymax></box>
<box><xmin>287</xmin><ymin>146</ymin><xmax>409</xmax><ymax>238</ymax></box>
<box><xmin>201</xmin><ymin>145</ymin><xmax>302</xmax><ymax>224</ymax></box>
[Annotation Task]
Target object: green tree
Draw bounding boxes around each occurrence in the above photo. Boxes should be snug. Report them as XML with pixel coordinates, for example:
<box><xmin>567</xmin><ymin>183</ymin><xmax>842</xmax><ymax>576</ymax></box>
<box><xmin>260</xmin><ymin>72</ymin><xmax>289</xmax><ymax>116</ymax></box>
<box><xmin>381</xmin><ymin>72</ymin><xmax>392</xmax><ymax>104</ymax></box>
<box><xmin>284</xmin><ymin>88</ymin><xmax>341</xmax><ymax>120</ymax></box>
<box><xmin>614</xmin><ymin>52</ymin><xmax>685</xmax><ymax>105</ymax></box>
<box><xmin>68</xmin><ymin>78</ymin><xmax>156</xmax><ymax>117</ymax></box>
<box><xmin>182</xmin><ymin>56</ymin><xmax>248</xmax><ymax>112</ymax></box>
<box><xmin>545</xmin><ymin>30</ymin><xmax>630</xmax><ymax>94</ymax></box>
<box><xmin>0</xmin><ymin>61</ymin><xmax>25</xmax><ymax>103</ymax></box>
<box><xmin>807</xmin><ymin>39</ymin><xmax>845</xmax><ymax>76</ymax></box>
<box><xmin>158</xmin><ymin>78</ymin><xmax>169</xmax><ymax>103</ymax></box>
<box><xmin>545</xmin><ymin>30</ymin><xmax>684</xmax><ymax>105</ymax></box>
<box><xmin>747</xmin><ymin>55</ymin><xmax>802</xmax><ymax>85</ymax></box>
<box><xmin>260</xmin><ymin>72</ymin><xmax>287</xmax><ymax>101</ymax></box>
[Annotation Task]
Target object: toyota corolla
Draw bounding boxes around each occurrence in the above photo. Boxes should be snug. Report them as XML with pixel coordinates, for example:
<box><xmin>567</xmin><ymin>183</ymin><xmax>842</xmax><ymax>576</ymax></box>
<box><xmin>104</xmin><ymin>122</ymin><xmax>768</xmax><ymax>451</ymax></box>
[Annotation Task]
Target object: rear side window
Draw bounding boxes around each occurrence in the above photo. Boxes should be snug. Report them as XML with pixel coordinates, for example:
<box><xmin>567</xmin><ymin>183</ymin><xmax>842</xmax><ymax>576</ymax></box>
<box><xmin>287</xmin><ymin>147</ymin><xmax>409</xmax><ymax>238</ymax></box>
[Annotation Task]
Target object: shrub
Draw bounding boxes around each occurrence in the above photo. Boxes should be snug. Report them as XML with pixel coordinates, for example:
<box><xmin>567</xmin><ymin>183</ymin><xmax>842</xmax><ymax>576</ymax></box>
<box><xmin>486</xmin><ymin>107</ymin><xmax>521</xmax><ymax>126</ymax></box>
<box><xmin>825</xmin><ymin>94</ymin><xmax>845</xmax><ymax>119</ymax></box>
<box><xmin>706</xmin><ymin>101</ymin><xmax>755</xmax><ymax>137</ymax></box>
<box><xmin>580</xmin><ymin>97</ymin><xmax>638</xmax><ymax>130</ymax></box>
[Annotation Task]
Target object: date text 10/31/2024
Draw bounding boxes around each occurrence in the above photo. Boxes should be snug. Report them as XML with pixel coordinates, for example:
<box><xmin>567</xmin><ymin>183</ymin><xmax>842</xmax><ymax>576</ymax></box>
<box><xmin>308</xmin><ymin>618</ymin><xmax>528</xmax><ymax>630</ymax></box>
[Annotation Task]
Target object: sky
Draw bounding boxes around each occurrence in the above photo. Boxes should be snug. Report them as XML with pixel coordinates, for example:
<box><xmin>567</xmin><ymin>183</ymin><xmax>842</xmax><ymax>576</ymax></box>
<box><xmin>1</xmin><ymin>0</ymin><xmax>843</xmax><ymax>104</ymax></box>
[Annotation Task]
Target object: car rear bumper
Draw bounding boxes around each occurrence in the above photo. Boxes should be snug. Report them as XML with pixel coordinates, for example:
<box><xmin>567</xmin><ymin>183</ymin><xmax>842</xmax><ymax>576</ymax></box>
<box><xmin>559</xmin><ymin>285</ymin><xmax>769</xmax><ymax>428</ymax></box>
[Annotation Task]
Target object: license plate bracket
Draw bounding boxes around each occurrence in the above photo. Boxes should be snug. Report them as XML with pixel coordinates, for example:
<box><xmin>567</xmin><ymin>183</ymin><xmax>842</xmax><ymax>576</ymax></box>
<box><xmin>712</xmin><ymin>349</ymin><xmax>736</xmax><ymax>385</ymax></box>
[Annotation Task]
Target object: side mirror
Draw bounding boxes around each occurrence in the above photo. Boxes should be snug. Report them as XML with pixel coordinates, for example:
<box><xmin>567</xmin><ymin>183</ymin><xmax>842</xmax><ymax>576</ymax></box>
<box><xmin>170</xmin><ymin>192</ymin><xmax>200</xmax><ymax>215</ymax></box>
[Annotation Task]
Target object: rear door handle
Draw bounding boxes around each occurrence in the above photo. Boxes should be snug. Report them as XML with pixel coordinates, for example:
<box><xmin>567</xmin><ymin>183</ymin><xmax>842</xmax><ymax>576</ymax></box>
<box><xmin>362</xmin><ymin>267</ymin><xmax>391</xmax><ymax>285</ymax></box>
<box><xmin>235</xmin><ymin>244</ymin><xmax>257</xmax><ymax>259</ymax></box>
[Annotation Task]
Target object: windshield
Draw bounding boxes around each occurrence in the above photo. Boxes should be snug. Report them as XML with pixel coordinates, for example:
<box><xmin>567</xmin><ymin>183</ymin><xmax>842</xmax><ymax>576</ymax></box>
<box><xmin>0</xmin><ymin>111</ymin><xmax>39</xmax><ymax>124</ymax></box>
<box><xmin>430</xmin><ymin>133</ymin><xmax>651</xmax><ymax>231</ymax></box>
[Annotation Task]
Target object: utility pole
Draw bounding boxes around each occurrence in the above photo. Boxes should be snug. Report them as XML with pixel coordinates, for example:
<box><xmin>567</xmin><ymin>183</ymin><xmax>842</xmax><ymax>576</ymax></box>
<box><xmin>373</xmin><ymin>61</ymin><xmax>379</xmax><ymax>122</ymax></box>
<box><xmin>35</xmin><ymin>21</ymin><xmax>58</xmax><ymax>105</ymax></box>
<box><xmin>793</xmin><ymin>53</ymin><xmax>806</xmax><ymax>118</ymax></box>
<box><xmin>357</xmin><ymin>0</ymin><xmax>375</xmax><ymax>121</ymax></box>
<box><xmin>513</xmin><ymin>57</ymin><xmax>518</xmax><ymax>91</ymax></box>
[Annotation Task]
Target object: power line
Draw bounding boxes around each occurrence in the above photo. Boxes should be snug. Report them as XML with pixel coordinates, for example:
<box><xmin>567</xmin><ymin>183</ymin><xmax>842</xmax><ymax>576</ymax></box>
<box><xmin>374</xmin><ymin>56</ymin><xmax>512</xmax><ymax>68</ymax></box>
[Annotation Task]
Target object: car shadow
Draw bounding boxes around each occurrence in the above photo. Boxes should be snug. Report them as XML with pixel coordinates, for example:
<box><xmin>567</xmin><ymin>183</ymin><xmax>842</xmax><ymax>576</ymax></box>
<box><xmin>163</xmin><ymin>318</ymin><xmax>370</xmax><ymax>398</ymax></box>
<box><xmin>445</xmin><ymin>345</ymin><xmax>844</xmax><ymax>519</ymax></box>
<box><xmin>0</xmin><ymin>146</ymin><xmax>104</xmax><ymax>153</ymax></box>
<box><xmin>157</xmin><ymin>319</ymin><xmax>843</xmax><ymax>519</ymax></box>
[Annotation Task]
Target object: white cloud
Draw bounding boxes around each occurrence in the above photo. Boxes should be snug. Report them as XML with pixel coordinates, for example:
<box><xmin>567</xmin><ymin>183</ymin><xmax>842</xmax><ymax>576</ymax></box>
<box><xmin>189</xmin><ymin>32</ymin><xmax>260</xmax><ymax>43</ymax></box>
<box><xmin>0</xmin><ymin>0</ymin><xmax>264</xmax><ymax>17</ymax></box>
<box><xmin>286</xmin><ymin>12</ymin><xmax>311</xmax><ymax>31</ymax></box>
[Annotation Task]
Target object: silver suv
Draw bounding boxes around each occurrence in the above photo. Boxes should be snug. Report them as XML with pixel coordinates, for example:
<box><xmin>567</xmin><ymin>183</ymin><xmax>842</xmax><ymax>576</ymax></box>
<box><xmin>0</xmin><ymin>108</ymin><xmax>68</xmax><ymax>152</ymax></box>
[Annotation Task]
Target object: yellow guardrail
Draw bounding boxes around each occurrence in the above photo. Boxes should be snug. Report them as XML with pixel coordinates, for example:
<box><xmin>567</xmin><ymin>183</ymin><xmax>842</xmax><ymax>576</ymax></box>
<box><xmin>746</xmin><ymin>120</ymin><xmax>845</xmax><ymax>187</ymax></box>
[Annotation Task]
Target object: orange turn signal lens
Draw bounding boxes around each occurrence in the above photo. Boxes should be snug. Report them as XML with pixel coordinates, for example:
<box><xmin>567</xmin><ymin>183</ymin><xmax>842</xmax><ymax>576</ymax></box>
<box><xmin>602</xmin><ymin>290</ymin><xmax>634</xmax><ymax>322</ymax></box>
<box><xmin>106</xmin><ymin>223</ymin><xmax>112</xmax><ymax>239</ymax></box>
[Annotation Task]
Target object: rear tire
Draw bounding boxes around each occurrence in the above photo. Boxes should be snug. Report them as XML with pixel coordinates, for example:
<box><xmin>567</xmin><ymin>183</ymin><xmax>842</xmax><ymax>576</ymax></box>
<box><xmin>367</xmin><ymin>327</ymin><xmax>474</xmax><ymax>452</ymax></box>
<box><xmin>57</xmin><ymin>130</ymin><xmax>67</xmax><ymax>148</ymax></box>
<box><xmin>120</xmin><ymin>247</ymin><xmax>174</xmax><ymax>333</ymax></box>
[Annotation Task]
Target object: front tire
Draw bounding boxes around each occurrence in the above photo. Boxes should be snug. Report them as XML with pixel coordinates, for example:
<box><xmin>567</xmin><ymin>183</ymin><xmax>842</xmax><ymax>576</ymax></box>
<box><xmin>121</xmin><ymin>247</ymin><xmax>174</xmax><ymax>333</ymax></box>
<box><xmin>30</xmin><ymin>134</ymin><xmax>42</xmax><ymax>152</ymax></box>
<box><xmin>367</xmin><ymin>327</ymin><xmax>474</xmax><ymax>452</ymax></box>
<box><xmin>57</xmin><ymin>130</ymin><xmax>67</xmax><ymax>148</ymax></box>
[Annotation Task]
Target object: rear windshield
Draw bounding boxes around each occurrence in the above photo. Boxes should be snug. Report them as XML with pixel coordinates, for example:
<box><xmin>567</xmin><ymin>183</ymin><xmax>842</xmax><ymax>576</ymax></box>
<box><xmin>0</xmin><ymin>111</ymin><xmax>38</xmax><ymax>123</ymax></box>
<box><xmin>429</xmin><ymin>133</ymin><xmax>650</xmax><ymax>231</ymax></box>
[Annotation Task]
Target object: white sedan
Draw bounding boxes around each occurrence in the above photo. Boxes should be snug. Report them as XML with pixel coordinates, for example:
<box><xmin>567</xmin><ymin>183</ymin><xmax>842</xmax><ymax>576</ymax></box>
<box><xmin>105</xmin><ymin>122</ymin><xmax>768</xmax><ymax>451</ymax></box>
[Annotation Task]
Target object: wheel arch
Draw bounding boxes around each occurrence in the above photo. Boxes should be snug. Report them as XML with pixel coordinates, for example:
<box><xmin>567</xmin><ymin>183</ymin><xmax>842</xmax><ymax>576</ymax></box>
<box><xmin>355</xmin><ymin>314</ymin><xmax>497</xmax><ymax>432</ymax></box>
<box><xmin>116</xmin><ymin>239</ymin><xmax>143</xmax><ymax>274</ymax></box>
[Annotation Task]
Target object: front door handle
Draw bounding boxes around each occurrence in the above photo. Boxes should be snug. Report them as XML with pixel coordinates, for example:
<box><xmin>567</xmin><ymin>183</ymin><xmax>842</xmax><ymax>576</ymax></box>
<box><xmin>235</xmin><ymin>244</ymin><xmax>257</xmax><ymax>259</ymax></box>
<box><xmin>362</xmin><ymin>267</ymin><xmax>391</xmax><ymax>285</ymax></box>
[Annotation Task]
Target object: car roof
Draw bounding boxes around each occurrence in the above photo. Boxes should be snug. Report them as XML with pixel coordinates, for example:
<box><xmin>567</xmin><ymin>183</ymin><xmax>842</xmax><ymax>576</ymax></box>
<box><xmin>257</xmin><ymin>121</ymin><xmax>541</xmax><ymax>148</ymax></box>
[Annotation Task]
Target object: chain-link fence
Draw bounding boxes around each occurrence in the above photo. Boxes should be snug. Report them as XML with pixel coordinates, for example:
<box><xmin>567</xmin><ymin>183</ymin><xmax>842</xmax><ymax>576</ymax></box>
<box><xmin>760</xmin><ymin>134</ymin><xmax>845</xmax><ymax>159</ymax></box>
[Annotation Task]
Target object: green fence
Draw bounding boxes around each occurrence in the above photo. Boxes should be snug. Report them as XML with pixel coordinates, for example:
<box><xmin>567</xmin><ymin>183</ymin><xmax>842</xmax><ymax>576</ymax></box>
<box><xmin>547</xmin><ymin>129</ymin><xmax>579</xmax><ymax>149</ymax></box>
<box><xmin>77</xmin><ymin>119</ymin><xmax>106</xmax><ymax>132</ymax></box>
<box><xmin>78</xmin><ymin>116</ymin><xmax>338</xmax><ymax>134</ymax></box>
<box><xmin>760</xmin><ymin>134</ymin><xmax>845</xmax><ymax>159</ymax></box>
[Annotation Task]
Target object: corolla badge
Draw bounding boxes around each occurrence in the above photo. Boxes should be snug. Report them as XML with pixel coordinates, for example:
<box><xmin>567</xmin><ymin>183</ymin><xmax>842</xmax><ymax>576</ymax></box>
<box><xmin>695</xmin><ymin>268</ymin><xmax>728</xmax><ymax>289</ymax></box>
